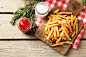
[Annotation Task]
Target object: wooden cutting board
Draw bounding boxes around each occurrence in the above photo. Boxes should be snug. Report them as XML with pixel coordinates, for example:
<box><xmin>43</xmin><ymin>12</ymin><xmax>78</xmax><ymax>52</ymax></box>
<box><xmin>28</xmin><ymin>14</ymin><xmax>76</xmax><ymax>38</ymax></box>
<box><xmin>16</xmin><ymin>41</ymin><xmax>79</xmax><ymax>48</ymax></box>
<box><xmin>35</xmin><ymin>0</ymin><xmax>84</xmax><ymax>55</ymax></box>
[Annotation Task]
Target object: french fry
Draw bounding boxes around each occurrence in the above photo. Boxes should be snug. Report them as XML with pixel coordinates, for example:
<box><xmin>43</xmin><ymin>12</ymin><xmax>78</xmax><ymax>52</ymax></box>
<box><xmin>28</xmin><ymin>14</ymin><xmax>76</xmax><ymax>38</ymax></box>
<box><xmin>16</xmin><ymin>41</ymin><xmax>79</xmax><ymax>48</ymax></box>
<box><xmin>56</xmin><ymin>12</ymin><xmax>72</xmax><ymax>15</ymax></box>
<box><xmin>45</xmin><ymin>35</ymin><xmax>48</xmax><ymax>38</ymax></box>
<box><xmin>76</xmin><ymin>20</ymin><xmax>78</xmax><ymax>34</ymax></box>
<box><xmin>73</xmin><ymin>18</ymin><xmax>78</xmax><ymax>32</ymax></box>
<box><xmin>61</xmin><ymin>41</ymin><xmax>73</xmax><ymax>44</ymax></box>
<box><xmin>51</xmin><ymin>41</ymin><xmax>73</xmax><ymax>47</ymax></box>
<box><xmin>56</xmin><ymin>31</ymin><xmax>63</xmax><ymax>43</ymax></box>
<box><xmin>48</xmin><ymin>24</ymin><xmax>59</xmax><ymax>28</ymax></box>
<box><xmin>48</xmin><ymin>20</ymin><xmax>58</xmax><ymax>24</ymax></box>
<box><xmin>55</xmin><ymin>27</ymin><xmax>59</xmax><ymax>37</ymax></box>
<box><xmin>73</xmin><ymin>16</ymin><xmax>76</xmax><ymax>21</ymax></box>
<box><xmin>54</xmin><ymin>27</ymin><xmax>57</xmax><ymax>38</ymax></box>
<box><xmin>62</xmin><ymin>36</ymin><xmax>67</xmax><ymax>40</ymax></box>
<box><xmin>51</xmin><ymin>43</ymin><xmax>64</xmax><ymax>47</ymax></box>
<box><xmin>51</xmin><ymin>33</ymin><xmax>54</xmax><ymax>38</ymax></box>
<box><xmin>48</xmin><ymin>27</ymin><xmax>50</xmax><ymax>34</ymax></box>
<box><xmin>67</xmin><ymin>16</ymin><xmax>72</xmax><ymax>32</ymax></box>
<box><xmin>44</xmin><ymin>9</ymin><xmax>78</xmax><ymax>47</ymax></box>
<box><xmin>71</xmin><ymin>15</ymin><xmax>73</xmax><ymax>27</ymax></box>
<box><xmin>47</xmin><ymin>29</ymin><xmax>54</xmax><ymax>40</ymax></box>
<box><xmin>71</xmin><ymin>30</ymin><xmax>76</xmax><ymax>37</ymax></box>
<box><xmin>59</xmin><ymin>27</ymin><xmax>63</xmax><ymax>31</ymax></box>
<box><xmin>58</xmin><ymin>20</ymin><xmax>66</xmax><ymax>24</ymax></box>
<box><xmin>53</xmin><ymin>9</ymin><xmax>60</xmax><ymax>13</ymax></box>
<box><xmin>57</xmin><ymin>15</ymin><xmax>67</xmax><ymax>19</ymax></box>
<box><xmin>62</xmin><ymin>25</ymin><xmax>71</xmax><ymax>40</ymax></box>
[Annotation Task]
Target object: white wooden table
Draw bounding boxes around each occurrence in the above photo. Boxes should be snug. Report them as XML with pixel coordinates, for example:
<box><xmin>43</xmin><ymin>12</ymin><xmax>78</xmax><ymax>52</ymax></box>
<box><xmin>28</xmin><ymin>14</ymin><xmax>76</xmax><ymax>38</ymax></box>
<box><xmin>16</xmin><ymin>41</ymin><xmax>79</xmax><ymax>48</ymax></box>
<box><xmin>0</xmin><ymin>0</ymin><xmax>86</xmax><ymax>57</ymax></box>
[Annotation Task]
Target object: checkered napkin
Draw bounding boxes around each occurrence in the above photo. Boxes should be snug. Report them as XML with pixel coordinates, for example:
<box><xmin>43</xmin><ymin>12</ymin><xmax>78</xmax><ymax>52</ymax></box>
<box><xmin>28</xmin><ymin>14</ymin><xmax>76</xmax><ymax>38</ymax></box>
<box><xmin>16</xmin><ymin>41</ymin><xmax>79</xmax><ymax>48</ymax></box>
<box><xmin>71</xmin><ymin>6</ymin><xmax>86</xmax><ymax>49</ymax></box>
<box><xmin>35</xmin><ymin>0</ymin><xmax>86</xmax><ymax>49</ymax></box>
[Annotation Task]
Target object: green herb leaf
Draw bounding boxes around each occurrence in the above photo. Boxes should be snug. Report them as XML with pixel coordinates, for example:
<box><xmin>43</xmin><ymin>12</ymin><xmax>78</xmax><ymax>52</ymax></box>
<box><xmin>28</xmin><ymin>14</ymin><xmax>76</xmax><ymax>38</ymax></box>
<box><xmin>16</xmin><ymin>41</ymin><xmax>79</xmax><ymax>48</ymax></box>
<box><xmin>83</xmin><ymin>0</ymin><xmax>86</xmax><ymax>6</ymax></box>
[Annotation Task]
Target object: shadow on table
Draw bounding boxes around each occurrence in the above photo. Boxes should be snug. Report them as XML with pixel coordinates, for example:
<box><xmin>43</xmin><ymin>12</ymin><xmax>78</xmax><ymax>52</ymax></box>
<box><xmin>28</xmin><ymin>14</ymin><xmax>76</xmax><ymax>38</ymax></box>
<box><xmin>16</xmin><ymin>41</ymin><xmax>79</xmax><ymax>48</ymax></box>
<box><xmin>24</xmin><ymin>28</ymin><xmax>38</xmax><ymax>39</ymax></box>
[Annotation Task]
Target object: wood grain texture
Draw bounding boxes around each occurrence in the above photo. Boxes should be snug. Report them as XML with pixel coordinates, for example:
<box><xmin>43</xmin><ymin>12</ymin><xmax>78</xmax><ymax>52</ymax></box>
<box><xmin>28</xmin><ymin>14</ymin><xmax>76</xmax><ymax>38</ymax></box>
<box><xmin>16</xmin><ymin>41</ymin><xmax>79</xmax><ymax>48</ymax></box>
<box><xmin>0</xmin><ymin>0</ymin><xmax>85</xmax><ymax>39</ymax></box>
<box><xmin>0</xmin><ymin>40</ymin><xmax>85</xmax><ymax>57</ymax></box>
<box><xmin>0</xmin><ymin>0</ymin><xmax>83</xmax><ymax>12</ymax></box>
<box><xmin>35</xmin><ymin>3</ymin><xmax>84</xmax><ymax>54</ymax></box>
<box><xmin>0</xmin><ymin>0</ymin><xmax>35</xmax><ymax>12</ymax></box>
<box><xmin>0</xmin><ymin>14</ymin><xmax>37</xmax><ymax>39</ymax></box>
<box><xmin>0</xmin><ymin>14</ymin><xmax>85</xmax><ymax>39</ymax></box>
<box><xmin>0</xmin><ymin>0</ymin><xmax>85</xmax><ymax>57</ymax></box>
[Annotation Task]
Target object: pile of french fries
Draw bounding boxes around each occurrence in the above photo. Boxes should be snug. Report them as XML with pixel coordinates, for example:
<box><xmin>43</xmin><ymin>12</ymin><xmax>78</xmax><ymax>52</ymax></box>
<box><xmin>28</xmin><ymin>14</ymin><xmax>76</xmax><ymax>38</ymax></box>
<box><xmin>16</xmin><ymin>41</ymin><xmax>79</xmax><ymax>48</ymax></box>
<box><xmin>44</xmin><ymin>9</ymin><xmax>78</xmax><ymax>47</ymax></box>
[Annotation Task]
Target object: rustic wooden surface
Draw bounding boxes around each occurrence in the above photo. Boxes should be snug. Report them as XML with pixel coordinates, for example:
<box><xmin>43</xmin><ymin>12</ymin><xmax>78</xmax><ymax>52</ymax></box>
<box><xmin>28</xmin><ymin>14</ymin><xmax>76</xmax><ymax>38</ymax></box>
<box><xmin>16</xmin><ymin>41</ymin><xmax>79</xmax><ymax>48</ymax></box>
<box><xmin>0</xmin><ymin>40</ymin><xmax>85</xmax><ymax>57</ymax></box>
<box><xmin>0</xmin><ymin>0</ymin><xmax>86</xmax><ymax>57</ymax></box>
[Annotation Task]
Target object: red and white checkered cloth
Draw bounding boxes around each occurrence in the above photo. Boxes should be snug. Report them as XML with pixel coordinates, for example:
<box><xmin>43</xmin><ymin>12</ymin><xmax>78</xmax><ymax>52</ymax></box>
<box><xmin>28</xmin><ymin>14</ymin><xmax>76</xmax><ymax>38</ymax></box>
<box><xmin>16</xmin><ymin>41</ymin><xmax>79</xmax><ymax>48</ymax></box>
<box><xmin>71</xmin><ymin>6</ymin><xmax>86</xmax><ymax>49</ymax></box>
<box><xmin>35</xmin><ymin>0</ymin><xmax>86</xmax><ymax>49</ymax></box>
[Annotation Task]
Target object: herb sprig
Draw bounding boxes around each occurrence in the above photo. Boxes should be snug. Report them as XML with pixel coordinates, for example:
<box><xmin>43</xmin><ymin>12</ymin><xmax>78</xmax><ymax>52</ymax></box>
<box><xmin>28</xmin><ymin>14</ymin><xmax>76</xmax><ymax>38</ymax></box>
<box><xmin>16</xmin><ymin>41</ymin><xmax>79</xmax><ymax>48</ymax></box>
<box><xmin>10</xmin><ymin>1</ymin><xmax>38</xmax><ymax>31</ymax></box>
<box><xmin>83</xmin><ymin>0</ymin><xmax>86</xmax><ymax>6</ymax></box>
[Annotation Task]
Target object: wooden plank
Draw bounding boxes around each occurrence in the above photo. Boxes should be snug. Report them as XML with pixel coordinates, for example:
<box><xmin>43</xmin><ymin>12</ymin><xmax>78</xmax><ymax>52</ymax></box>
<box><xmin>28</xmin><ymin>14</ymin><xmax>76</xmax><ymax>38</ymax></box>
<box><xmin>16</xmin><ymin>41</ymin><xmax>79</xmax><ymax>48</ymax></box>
<box><xmin>0</xmin><ymin>0</ymin><xmax>35</xmax><ymax>12</ymax></box>
<box><xmin>0</xmin><ymin>40</ymin><xmax>85</xmax><ymax>57</ymax></box>
<box><xmin>0</xmin><ymin>14</ymin><xmax>37</xmax><ymax>39</ymax></box>
<box><xmin>0</xmin><ymin>14</ymin><xmax>85</xmax><ymax>39</ymax></box>
<box><xmin>0</xmin><ymin>0</ymin><xmax>83</xmax><ymax>12</ymax></box>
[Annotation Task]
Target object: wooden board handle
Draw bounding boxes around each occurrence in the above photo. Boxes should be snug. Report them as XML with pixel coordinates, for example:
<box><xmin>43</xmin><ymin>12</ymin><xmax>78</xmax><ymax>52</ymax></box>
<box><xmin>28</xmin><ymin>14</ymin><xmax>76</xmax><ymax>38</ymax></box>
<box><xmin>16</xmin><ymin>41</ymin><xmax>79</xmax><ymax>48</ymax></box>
<box><xmin>66</xmin><ymin>0</ymin><xmax>84</xmax><ymax>16</ymax></box>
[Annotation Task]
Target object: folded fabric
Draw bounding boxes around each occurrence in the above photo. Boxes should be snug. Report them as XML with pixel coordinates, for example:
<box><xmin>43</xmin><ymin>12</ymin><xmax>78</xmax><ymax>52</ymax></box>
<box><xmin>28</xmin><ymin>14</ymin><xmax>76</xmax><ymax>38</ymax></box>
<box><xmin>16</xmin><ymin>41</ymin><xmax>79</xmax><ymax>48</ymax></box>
<box><xmin>71</xmin><ymin>6</ymin><xmax>86</xmax><ymax>49</ymax></box>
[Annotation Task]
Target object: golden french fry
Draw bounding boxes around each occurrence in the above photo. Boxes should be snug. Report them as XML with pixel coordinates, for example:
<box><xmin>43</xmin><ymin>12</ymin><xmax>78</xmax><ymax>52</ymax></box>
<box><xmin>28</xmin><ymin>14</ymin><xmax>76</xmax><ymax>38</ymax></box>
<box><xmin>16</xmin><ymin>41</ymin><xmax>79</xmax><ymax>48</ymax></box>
<box><xmin>71</xmin><ymin>30</ymin><xmax>76</xmax><ymax>37</ymax></box>
<box><xmin>76</xmin><ymin>20</ymin><xmax>78</xmax><ymax>34</ymax></box>
<box><xmin>62</xmin><ymin>36</ymin><xmax>67</xmax><ymax>40</ymax></box>
<box><xmin>71</xmin><ymin>15</ymin><xmax>73</xmax><ymax>27</ymax></box>
<box><xmin>45</xmin><ymin>35</ymin><xmax>48</xmax><ymax>38</ymax></box>
<box><xmin>56</xmin><ymin>12</ymin><xmax>72</xmax><ymax>15</ymax></box>
<box><xmin>56</xmin><ymin>31</ymin><xmax>63</xmax><ymax>43</ymax></box>
<box><xmin>47</xmin><ymin>29</ymin><xmax>54</xmax><ymax>40</ymax></box>
<box><xmin>58</xmin><ymin>20</ymin><xmax>66</xmax><ymax>24</ymax></box>
<box><xmin>67</xmin><ymin>16</ymin><xmax>72</xmax><ymax>32</ymax></box>
<box><xmin>51</xmin><ymin>33</ymin><xmax>54</xmax><ymax>38</ymax></box>
<box><xmin>73</xmin><ymin>18</ymin><xmax>78</xmax><ymax>30</ymax></box>
<box><xmin>59</xmin><ymin>27</ymin><xmax>63</xmax><ymax>31</ymax></box>
<box><xmin>53</xmin><ymin>9</ymin><xmax>60</xmax><ymax>13</ymax></box>
<box><xmin>49</xmin><ymin>20</ymin><xmax>58</xmax><ymax>24</ymax></box>
<box><xmin>73</xmin><ymin>16</ymin><xmax>76</xmax><ymax>21</ymax></box>
<box><xmin>55</xmin><ymin>27</ymin><xmax>59</xmax><ymax>37</ymax></box>
<box><xmin>62</xmin><ymin>25</ymin><xmax>71</xmax><ymax>40</ymax></box>
<box><xmin>57</xmin><ymin>15</ymin><xmax>67</xmax><ymax>19</ymax></box>
<box><xmin>51</xmin><ymin>41</ymin><xmax>73</xmax><ymax>47</ymax></box>
<box><xmin>48</xmin><ymin>27</ymin><xmax>50</xmax><ymax>34</ymax></box>
<box><xmin>54</xmin><ymin>27</ymin><xmax>57</xmax><ymax>38</ymax></box>
<box><xmin>48</xmin><ymin>24</ymin><xmax>59</xmax><ymax>28</ymax></box>
<box><xmin>51</xmin><ymin>43</ymin><xmax>64</xmax><ymax>47</ymax></box>
<box><xmin>45</xmin><ymin>30</ymin><xmax>48</xmax><ymax>35</ymax></box>
<box><xmin>44</xmin><ymin>9</ymin><xmax>78</xmax><ymax>47</ymax></box>
<box><xmin>61</xmin><ymin>41</ymin><xmax>73</xmax><ymax>44</ymax></box>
